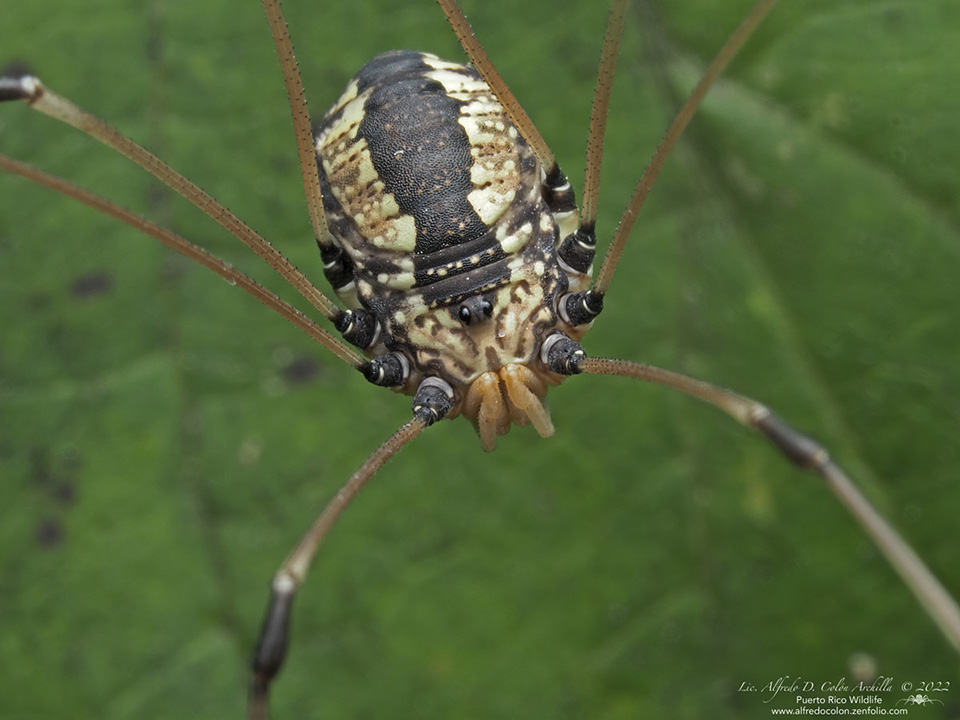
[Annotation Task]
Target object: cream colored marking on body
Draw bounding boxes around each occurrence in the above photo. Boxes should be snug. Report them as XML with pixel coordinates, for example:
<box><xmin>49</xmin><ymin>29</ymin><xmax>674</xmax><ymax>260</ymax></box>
<box><xmin>468</xmin><ymin>188</ymin><xmax>516</xmax><ymax>224</ymax></box>
<box><xmin>424</xmin><ymin>68</ymin><xmax>490</xmax><ymax>99</ymax></box>
<box><xmin>327</xmin><ymin>78</ymin><xmax>359</xmax><ymax>115</ymax></box>
<box><xmin>428</xmin><ymin>276</ymin><xmax>544</xmax><ymax>380</ymax></box>
<box><xmin>499</xmin><ymin>222</ymin><xmax>532</xmax><ymax>254</ymax></box>
<box><xmin>421</xmin><ymin>54</ymin><xmax>464</xmax><ymax>72</ymax></box>
<box><xmin>428</xmin><ymin>65</ymin><xmax>524</xmax><ymax>226</ymax></box>
<box><xmin>385</xmin><ymin>272</ymin><xmax>415</xmax><ymax>290</ymax></box>
<box><xmin>461</xmin><ymin>115</ymin><xmax>522</xmax><ymax>223</ymax></box>
<box><xmin>318</xmin><ymin>86</ymin><xmax>418</xmax><ymax>254</ymax></box>
<box><xmin>321</xmin><ymin>148</ymin><xmax>417</xmax><ymax>253</ymax></box>
<box><xmin>318</xmin><ymin>87</ymin><xmax>370</xmax><ymax>147</ymax></box>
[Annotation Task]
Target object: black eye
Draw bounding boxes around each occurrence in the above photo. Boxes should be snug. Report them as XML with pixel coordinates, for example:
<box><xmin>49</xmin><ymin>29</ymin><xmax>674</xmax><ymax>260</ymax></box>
<box><xmin>456</xmin><ymin>296</ymin><xmax>494</xmax><ymax>326</ymax></box>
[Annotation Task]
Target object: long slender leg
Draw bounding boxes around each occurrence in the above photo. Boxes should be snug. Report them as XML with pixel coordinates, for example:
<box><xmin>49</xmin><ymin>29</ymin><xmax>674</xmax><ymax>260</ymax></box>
<box><xmin>0</xmin><ymin>74</ymin><xmax>342</xmax><ymax>322</ymax></box>
<box><xmin>249</xmin><ymin>418</ymin><xmax>426</xmax><ymax>720</ymax></box>
<box><xmin>434</xmin><ymin>0</ymin><xmax>575</xmax><ymax>212</ymax></box>
<box><xmin>591</xmin><ymin>0</ymin><xmax>778</xmax><ymax>297</ymax></box>
<box><xmin>259</xmin><ymin>0</ymin><xmax>346</xmax><ymax>290</ymax></box>
<box><xmin>539</xmin><ymin>335</ymin><xmax>960</xmax><ymax>652</ymax></box>
<box><xmin>249</xmin><ymin>379</ymin><xmax>455</xmax><ymax>720</ymax></box>
<box><xmin>574</xmin><ymin>355</ymin><xmax>960</xmax><ymax>653</ymax></box>
<box><xmin>557</xmin><ymin>0</ymin><xmax>628</xmax><ymax>326</ymax></box>
<box><xmin>578</xmin><ymin>0</ymin><xmax>628</xmax><ymax>238</ymax></box>
<box><xmin>0</xmin><ymin>154</ymin><xmax>365</xmax><ymax>369</ymax></box>
<box><xmin>435</xmin><ymin>0</ymin><xmax>554</xmax><ymax>175</ymax></box>
<box><xmin>436</xmin><ymin>0</ymin><xmax>779</xmax><ymax>304</ymax></box>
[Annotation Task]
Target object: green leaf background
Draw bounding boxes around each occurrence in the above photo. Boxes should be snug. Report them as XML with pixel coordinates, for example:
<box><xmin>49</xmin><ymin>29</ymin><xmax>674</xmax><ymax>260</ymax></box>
<box><xmin>1</xmin><ymin>0</ymin><xmax>958</xmax><ymax>718</ymax></box>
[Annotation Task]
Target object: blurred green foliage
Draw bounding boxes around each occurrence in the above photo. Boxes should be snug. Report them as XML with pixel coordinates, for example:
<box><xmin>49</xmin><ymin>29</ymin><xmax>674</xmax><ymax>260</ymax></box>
<box><xmin>1</xmin><ymin>0</ymin><xmax>958</xmax><ymax>718</ymax></box>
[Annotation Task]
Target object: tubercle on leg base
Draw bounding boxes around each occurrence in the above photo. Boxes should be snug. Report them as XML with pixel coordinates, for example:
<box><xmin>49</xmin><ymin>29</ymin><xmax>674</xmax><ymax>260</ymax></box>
<box><xmin>559</xmin><ymin>290</ymin><xmax>604</xmax><ymax>327</ymax></box>
<box><xmin>334</xmin><ymin>307</ymin><xmax>379</xmax><ymax>350</ymax></box>
<box><xmin>540</xmin><ymin>332</ymin><xmax>586</xmax><ymax>376</ymax></box>
<box><xmin>360</xmin><ymin>351</ymin><xmax>409</xmax><ymax>387</ymax></box>
<box><xmin>412</xmin><ymin>377</ymin><xmax>455</xmax><ymax>426</ymax></box>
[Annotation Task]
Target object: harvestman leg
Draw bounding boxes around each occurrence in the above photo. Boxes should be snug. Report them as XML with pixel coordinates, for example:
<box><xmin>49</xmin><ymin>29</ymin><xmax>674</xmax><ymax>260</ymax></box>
<box><xmin>538</xmin><ymin>333</ymin><xmax>960</xmax><ymax>651</ymax></box>
<box><xmin>0</xmin><ymin>154</ymin><xmax>353</xmax><ymax>360</ymax></box>
<box><xmin>0</xmin><ymin>77</ymin><xmax>350</xmax><ymax>331</ymax></box>
<box><xmin>0</xmin><ymin>74</ymin><xmax>451</xmax><ymax>720</ymax></box>
<box><xmin>1</xmin><ymin>3</ymin><xmax>446</xmax><ymax>718</ymax></box>
<box><xmin>248</xmin><ymin>407</ymin><xmax>443</xmax><ymax>719</ymax></box>
<box><xmin>444</xmin><ymin>0</ymin><xmax>960</xmax><ymax>654</ymax></box>
<box><xmin>574</xmin><ymin>356</ymin><xmax>960</xmax><ymax>651</ymax></box>
<box><xmin>0</xmin><ymin>68</ymin><xmax>448</xmax><ymax>720</ymax></box>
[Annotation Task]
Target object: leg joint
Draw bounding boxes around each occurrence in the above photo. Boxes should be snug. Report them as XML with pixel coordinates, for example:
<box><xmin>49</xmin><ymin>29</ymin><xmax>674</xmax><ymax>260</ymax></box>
<box><xmin>361</xmin><ymin>352</ymin><xmax>409</xmax><ymax>387</ymax></box>
<box><xmin>559</xmin><ymin>290</ymin><xmax>604</xmax><ymax>326</ymax></box>
<box><xmin>335</xmin><ymin>308</ymin><xmax>380</xmax><ymax>349</ymax></box>
<box><xmin>751</xmin><ymin>407</ymin><xmax>830</xmax><ymax>470</ymax></box>
<box><xmin>412</xmin><ymin>377</ymin><xmax>455</xmax><ymax>425</ymax></box>
<box><xmin>540</xmin><ymin>332</ymin><xmax>586</xmax><ymax>376</ymax></box>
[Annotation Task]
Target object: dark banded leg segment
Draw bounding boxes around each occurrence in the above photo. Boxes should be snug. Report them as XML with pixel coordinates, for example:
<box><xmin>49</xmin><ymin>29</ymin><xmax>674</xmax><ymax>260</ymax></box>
<box><xmin>557</xmin><ymin>227</ymin><xmax>598</xmax><ymax>276</ymax></box>
<box><xmin>361</xmin><ymin>352</ymin><xmax>410</xmax><ymax>388</ymax></box>
<box><xmin>556</xmin><ymin>222</ymin><xmax>604</xmax><ymax>327</ymax></box>
<box><xmin>335</xmin><ymin>308</ymin><xmax>379</xmax><ymax>350</ymax></box>
<box><xmin>542</xmin><ymin>164</ymin><xmax>577</xmax><ymax>216</ymax></box>
<box><xmin>250</xmin><ymin>379</ymin><xmax>453</xmax><ymax>720</ymax></box>
<box><xmin>569</xmin><ymin>356</ymin><xmax>960</xmax><ymax>654</ymax></box>
<box><xmin>319</xmin><ymin>244</ymin><xmax>356</xmax><ymax>299</ymax></box>
<box><xmin>559</xmin><ymin>289</ymin><xmax>604</xmax><ymax>327</ymax></box>
<box><xmin>557</xmin><ymin>227</ymin><xmax>603</xmax><ymax>327</ymax></box>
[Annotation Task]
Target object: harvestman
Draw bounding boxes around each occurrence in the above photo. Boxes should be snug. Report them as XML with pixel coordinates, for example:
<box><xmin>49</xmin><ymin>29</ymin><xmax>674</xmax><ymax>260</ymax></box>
<box><xmin>1</xmin><ymin>0</ymin><xmax>958</xmax><ymax>717</ymax></box>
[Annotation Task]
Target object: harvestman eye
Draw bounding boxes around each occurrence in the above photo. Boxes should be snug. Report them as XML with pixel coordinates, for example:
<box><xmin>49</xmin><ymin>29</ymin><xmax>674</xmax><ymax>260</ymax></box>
<box><xmin>456</xmin><ymin>296</ymin><xmax>494</xmax><ymax>325</ymax></box>
<box><xmin>1</xmin><ymin>0</ymin><xmax>958</xmax><ymax>717</ymax></box>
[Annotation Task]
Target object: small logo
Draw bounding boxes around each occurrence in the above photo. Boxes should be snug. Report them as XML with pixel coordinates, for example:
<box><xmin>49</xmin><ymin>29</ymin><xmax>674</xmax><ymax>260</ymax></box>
<box><xmin>897</xmin><ymin>693</ymin><xmax>944</xmax><ymax>707</ymax></box>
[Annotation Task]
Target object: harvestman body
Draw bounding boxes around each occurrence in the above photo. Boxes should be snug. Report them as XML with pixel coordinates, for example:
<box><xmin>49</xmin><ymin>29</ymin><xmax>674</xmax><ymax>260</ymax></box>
<box><xmin>1</xmin><ymin>0</ymin><xmax>958</xmax><ymax>717</ymax></box>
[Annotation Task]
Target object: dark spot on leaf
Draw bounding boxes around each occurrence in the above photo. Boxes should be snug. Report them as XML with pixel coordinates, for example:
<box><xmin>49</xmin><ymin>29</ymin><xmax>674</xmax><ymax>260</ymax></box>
<box><xmin>35</xmin><ymin>518</ymin><xmax>64</xmax><ymax>548</ymax></box>
<box><xmin>26</xmin><ymin>292</ymin><xmax>50</xmax><ymax>311</ymax></box>
<box><xmin>283</xmin><ymin>355</ymin><xmax>321</xmax><ymax>385</ymax></box>
<box><xmin>883</xmin><ymin>6</ymin><xmax>905</xmax><ymax>26</ymax></box>
<box><xmin>55</xmin><ymin>481</ymin><xmax>77</xmax><ymax>506</ymax></box>
<box><xmin>70</xmin><ymin>271</ymin><xmax>114</xmax><ymax>299</ymax></box>
<box><xmin>269</xmin><ymin>152</ymin><xmax>294</xmax><ymax>174</ymax></box>
<box><xmin>30</xmin><ymin>447</ymin><xmax>80</xmax><ymax>506</ymax></box>
<box><xmin>147</xmin><ymin>181</ymin><xmax>168</xmax><ymax>212</ymax></box>
<box><xmin>30</xmin><ymin>448</ymin><xmax>54</xmax><ymax>488</ymax></box>
<box><xmin>752</xmin><ymin>558</ymin><xmax>779</xmax><ymax>583</ymax></box>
